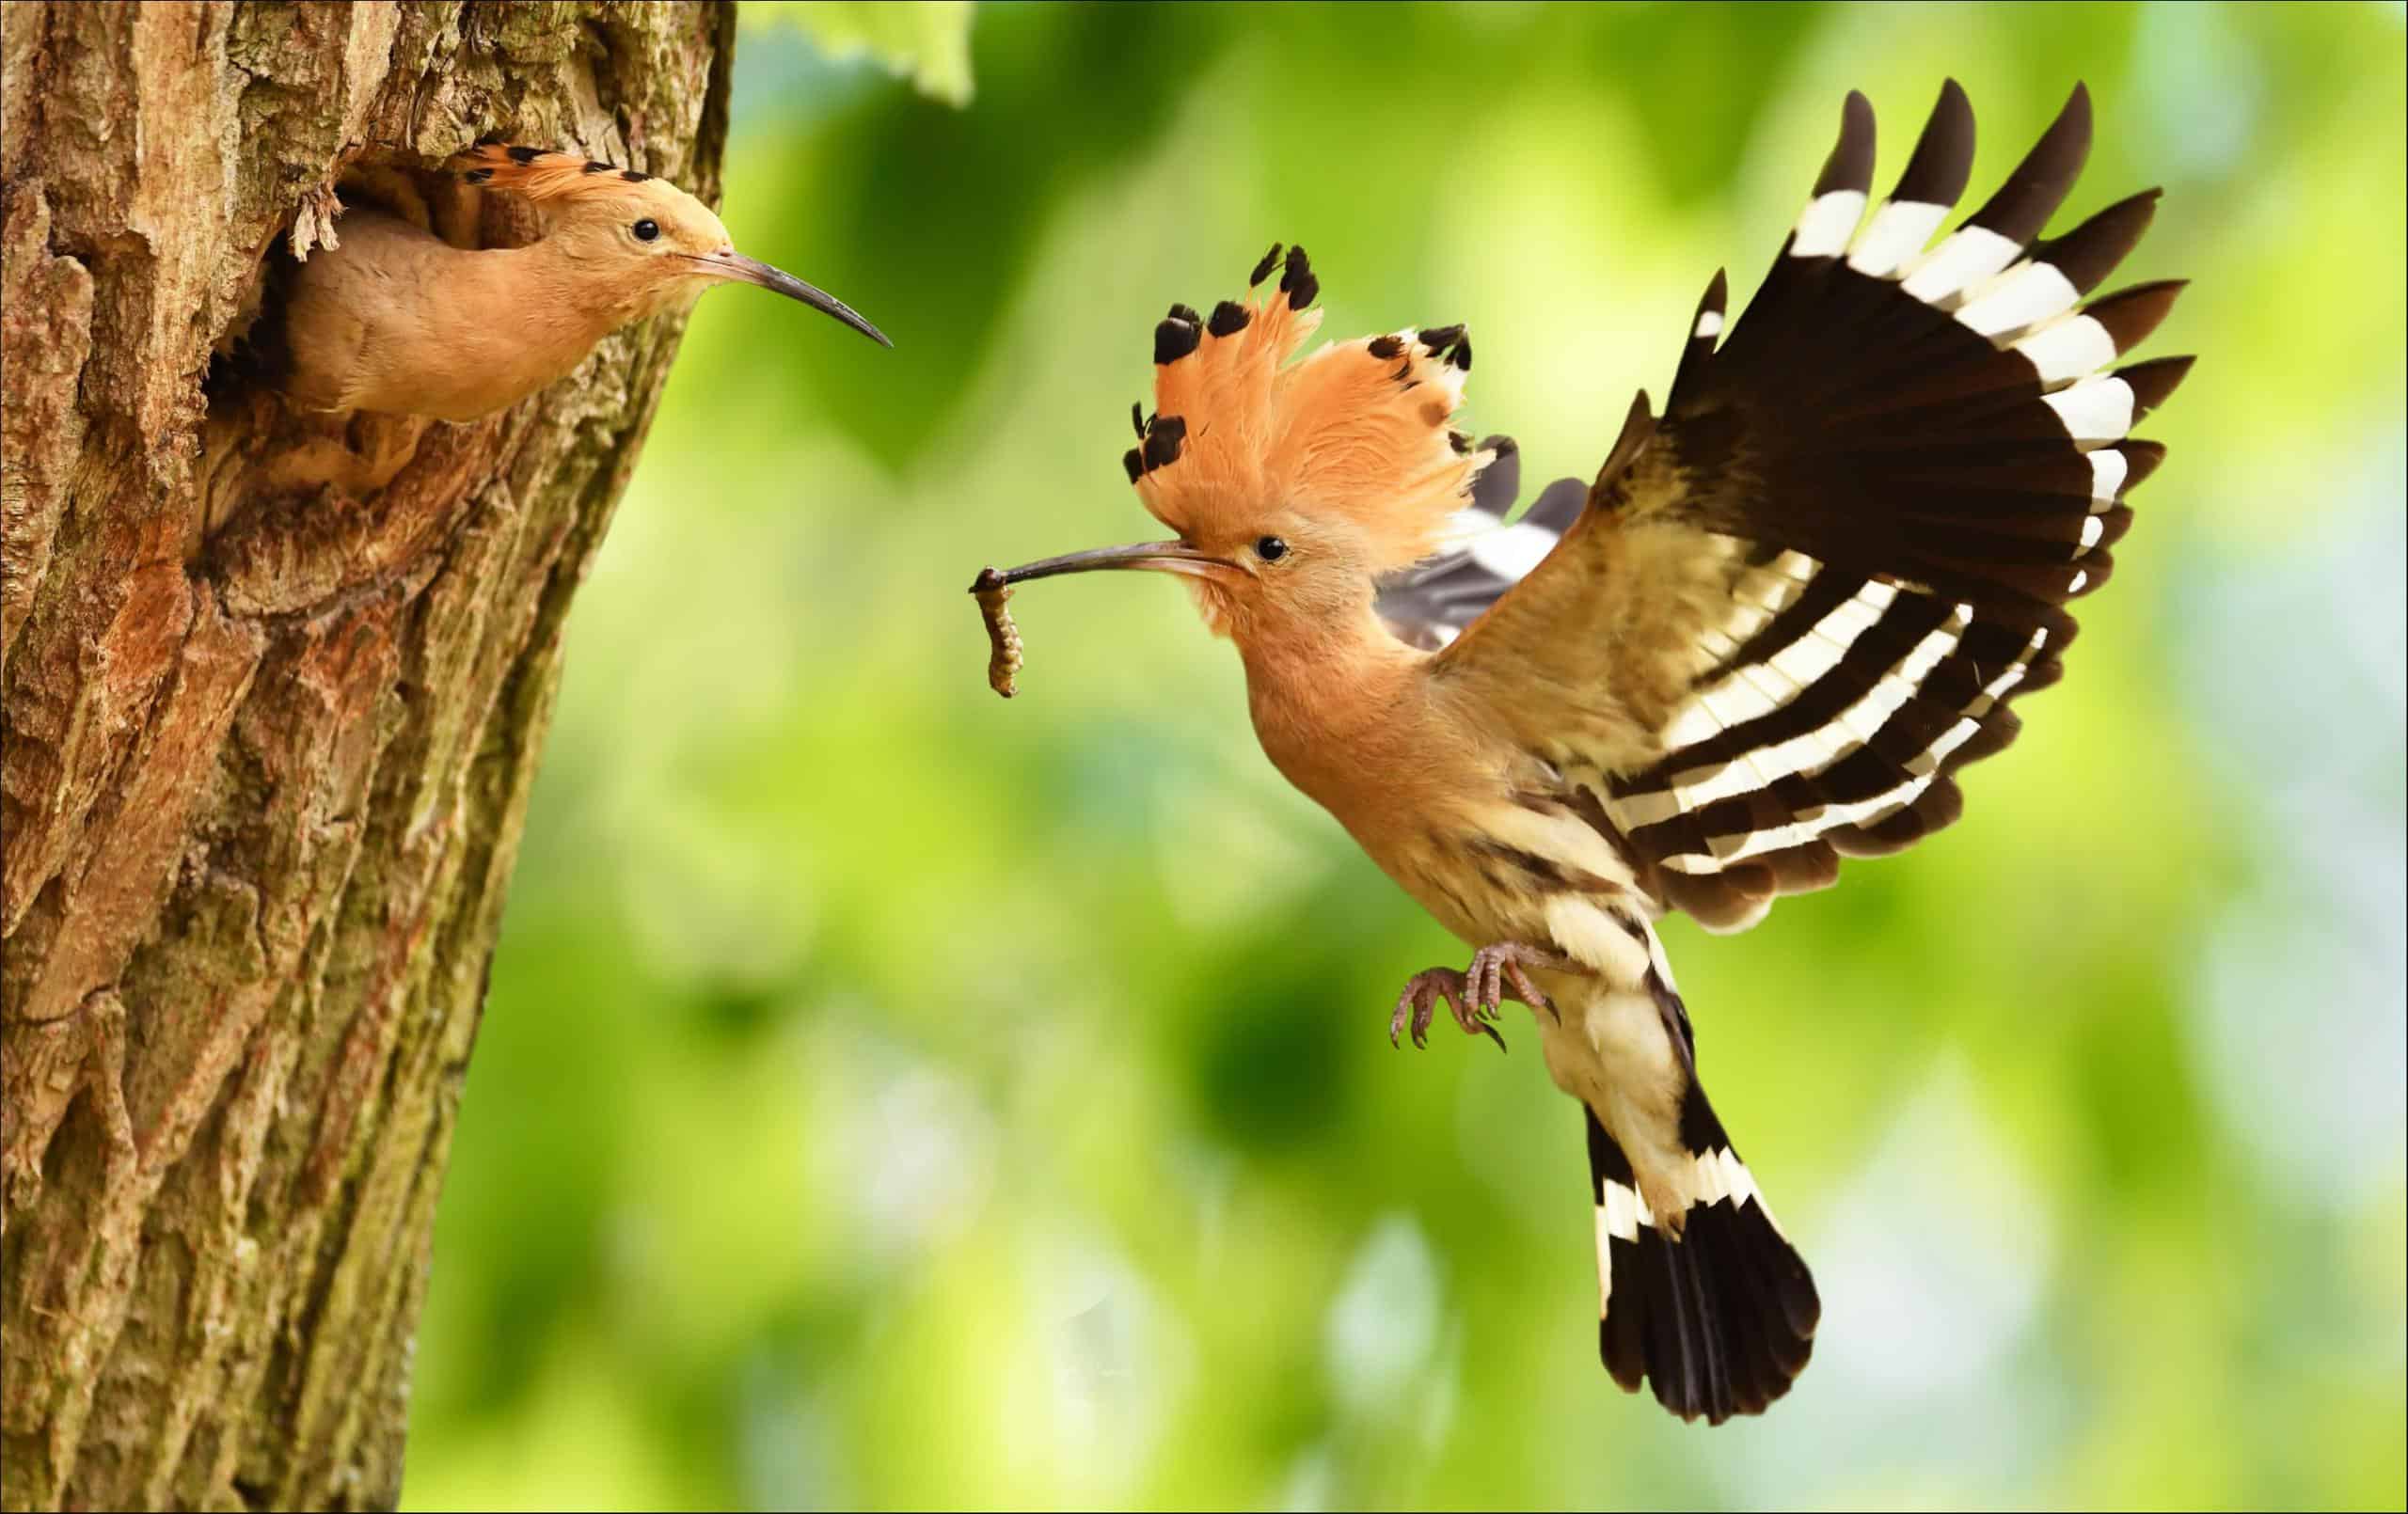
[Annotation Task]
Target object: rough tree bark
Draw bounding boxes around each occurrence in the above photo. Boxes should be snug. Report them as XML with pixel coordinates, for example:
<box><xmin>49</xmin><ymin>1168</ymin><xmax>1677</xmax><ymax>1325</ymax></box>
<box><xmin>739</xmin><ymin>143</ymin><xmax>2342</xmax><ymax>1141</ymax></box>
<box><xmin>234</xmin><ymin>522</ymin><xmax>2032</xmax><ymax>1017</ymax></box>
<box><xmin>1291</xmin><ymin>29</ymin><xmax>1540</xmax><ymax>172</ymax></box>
<box><xmin>0</xmin><ymin>4</ymin><xmax>734</xmax><ymax>1506</ymax></box>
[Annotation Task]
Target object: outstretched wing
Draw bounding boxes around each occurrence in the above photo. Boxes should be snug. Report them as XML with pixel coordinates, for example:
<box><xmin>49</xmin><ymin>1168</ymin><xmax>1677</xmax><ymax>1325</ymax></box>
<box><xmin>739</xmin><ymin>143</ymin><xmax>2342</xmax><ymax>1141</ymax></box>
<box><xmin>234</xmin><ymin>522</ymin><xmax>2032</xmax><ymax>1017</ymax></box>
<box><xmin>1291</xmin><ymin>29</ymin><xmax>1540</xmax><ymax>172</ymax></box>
<box><xmin>1429</xmin><ymin>82</ymin><xmax>2192</xmax><ymax>933</ymax></box>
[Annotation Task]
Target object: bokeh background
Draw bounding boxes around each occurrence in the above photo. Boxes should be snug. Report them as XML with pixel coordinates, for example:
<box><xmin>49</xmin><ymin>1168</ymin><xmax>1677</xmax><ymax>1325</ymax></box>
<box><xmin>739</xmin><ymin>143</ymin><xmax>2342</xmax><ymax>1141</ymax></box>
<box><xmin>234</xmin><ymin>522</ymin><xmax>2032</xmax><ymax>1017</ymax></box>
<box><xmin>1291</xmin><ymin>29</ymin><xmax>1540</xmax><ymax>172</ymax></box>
<box><xmin>402</xmin><ymin>3</ymin><xmax>2408</xmax><ymax>1507</ymax></box>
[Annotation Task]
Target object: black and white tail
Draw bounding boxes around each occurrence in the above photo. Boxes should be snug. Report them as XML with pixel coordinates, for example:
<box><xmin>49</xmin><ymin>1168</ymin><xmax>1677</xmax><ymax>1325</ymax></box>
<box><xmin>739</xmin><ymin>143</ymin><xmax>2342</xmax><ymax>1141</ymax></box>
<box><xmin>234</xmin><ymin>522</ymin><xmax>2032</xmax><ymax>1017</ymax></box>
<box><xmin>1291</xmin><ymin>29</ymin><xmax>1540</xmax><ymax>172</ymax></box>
<box><xmin>1587</xmin><ymin>1095</ymin><xmax>1819</xmax><ymax>1424</ymax></box>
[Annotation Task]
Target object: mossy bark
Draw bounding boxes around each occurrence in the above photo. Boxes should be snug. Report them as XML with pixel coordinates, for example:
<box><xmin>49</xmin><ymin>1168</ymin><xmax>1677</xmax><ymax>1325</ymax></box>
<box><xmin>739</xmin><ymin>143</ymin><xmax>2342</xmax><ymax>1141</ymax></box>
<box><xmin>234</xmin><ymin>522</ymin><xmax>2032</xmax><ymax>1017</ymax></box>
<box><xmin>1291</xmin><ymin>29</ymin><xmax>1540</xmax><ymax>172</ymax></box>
<box><xmin>0</xmin><ymin>4</ymin><xmax>732</xmax><ymax>1506</ymax></box>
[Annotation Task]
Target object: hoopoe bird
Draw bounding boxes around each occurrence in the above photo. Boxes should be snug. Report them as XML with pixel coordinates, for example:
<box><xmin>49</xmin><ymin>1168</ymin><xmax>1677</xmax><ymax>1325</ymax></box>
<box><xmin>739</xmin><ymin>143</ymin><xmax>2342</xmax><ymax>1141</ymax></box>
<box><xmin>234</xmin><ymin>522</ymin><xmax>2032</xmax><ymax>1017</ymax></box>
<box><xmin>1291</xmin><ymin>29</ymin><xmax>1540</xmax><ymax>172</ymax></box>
<box><xmin>226</xmin><ymin>145</ymin><xmax>888</xmax><ymax>422</ymax></box>
<box><xmin>980</xmin><ymin>83</ymin><xmax>2190</xmax><ymax>1423</ymax></box>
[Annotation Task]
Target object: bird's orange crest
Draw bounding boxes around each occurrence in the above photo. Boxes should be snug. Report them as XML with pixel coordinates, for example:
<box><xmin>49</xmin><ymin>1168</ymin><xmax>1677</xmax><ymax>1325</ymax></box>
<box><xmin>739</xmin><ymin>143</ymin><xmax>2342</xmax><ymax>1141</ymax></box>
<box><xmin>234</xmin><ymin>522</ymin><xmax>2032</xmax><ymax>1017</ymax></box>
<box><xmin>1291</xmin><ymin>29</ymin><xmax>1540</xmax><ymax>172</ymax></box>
<box><xmin>447</xmin><ymin>144</ymin><xmax>694</xmax><ymax>210</ymax></box>
<box><xmin>1126</xmin><ymin>245</ymin><xmax>1495</xmax><ymax>574</ymax></box>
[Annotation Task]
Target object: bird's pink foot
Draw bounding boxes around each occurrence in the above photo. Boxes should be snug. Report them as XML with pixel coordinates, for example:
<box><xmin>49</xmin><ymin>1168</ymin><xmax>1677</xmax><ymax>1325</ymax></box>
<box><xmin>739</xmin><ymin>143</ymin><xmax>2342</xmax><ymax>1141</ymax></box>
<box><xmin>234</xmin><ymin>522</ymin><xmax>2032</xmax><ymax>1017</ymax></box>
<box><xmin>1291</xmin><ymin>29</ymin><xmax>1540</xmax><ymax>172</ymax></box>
<box><xmin>1389</xmin><ymin>942</ymin><xmax>1579</xmax><ymax>1052</ymax></box>
<box><xmin>1465</xmin><ymin>941</ymin><xmax>1576</xmax><ymax>1024</ymax></box>
<box><xmin>1390</xmin><ymin>967</ymin><xmax>1500</xmax><ymax>1051</ymax></box>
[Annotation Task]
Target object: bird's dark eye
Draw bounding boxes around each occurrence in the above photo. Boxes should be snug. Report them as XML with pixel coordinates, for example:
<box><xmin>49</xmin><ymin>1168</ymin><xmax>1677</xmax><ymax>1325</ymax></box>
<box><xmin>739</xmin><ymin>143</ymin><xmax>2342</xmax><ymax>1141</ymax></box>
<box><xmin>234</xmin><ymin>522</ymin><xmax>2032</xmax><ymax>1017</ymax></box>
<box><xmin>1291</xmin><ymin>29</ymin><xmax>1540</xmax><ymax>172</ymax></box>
<box><xmin>1256</xmin><ymin>535</ymin><xmax>1290</xmax><ymax>562</ymax></box>
<box><xmin>631</xmin><ymin>218</ymin><xmax>660</xmax><ymax>243</ymax></box>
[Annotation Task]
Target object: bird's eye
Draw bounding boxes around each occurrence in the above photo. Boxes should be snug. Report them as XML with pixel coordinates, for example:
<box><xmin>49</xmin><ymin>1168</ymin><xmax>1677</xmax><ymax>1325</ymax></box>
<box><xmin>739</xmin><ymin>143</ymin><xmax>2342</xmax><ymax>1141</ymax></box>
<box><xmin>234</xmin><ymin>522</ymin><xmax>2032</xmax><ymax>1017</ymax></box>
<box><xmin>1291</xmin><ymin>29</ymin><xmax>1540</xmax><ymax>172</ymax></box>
<box><xmin>631</xmin><ymin>218</ymin><xmax>660</xmax><ymax>243</ymax></box>
<box><xmin>1256</xmin><ymin>535</ymin><xmax>1290</xmax><ymax>562</ymax></box>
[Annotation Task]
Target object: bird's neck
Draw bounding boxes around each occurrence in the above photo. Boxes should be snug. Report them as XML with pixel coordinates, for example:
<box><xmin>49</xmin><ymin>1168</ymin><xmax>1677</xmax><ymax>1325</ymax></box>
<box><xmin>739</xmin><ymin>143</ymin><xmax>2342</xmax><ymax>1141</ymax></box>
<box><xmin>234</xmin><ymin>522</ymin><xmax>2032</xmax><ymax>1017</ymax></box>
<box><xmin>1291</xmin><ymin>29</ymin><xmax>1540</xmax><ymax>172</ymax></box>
<box><xmin>431</xmin><ymin>238</ymin><xmax>654</xmax><ymax>410</ymax></box>
<box><xmin>1235</xmin><ymin>600</ymin><xmax>1430</xmax><ymax>820</ymax></box>
<box><xmin>500</xmin><ymin>237</ymin><xmax>643</xmax><ymax>354</ymax></box>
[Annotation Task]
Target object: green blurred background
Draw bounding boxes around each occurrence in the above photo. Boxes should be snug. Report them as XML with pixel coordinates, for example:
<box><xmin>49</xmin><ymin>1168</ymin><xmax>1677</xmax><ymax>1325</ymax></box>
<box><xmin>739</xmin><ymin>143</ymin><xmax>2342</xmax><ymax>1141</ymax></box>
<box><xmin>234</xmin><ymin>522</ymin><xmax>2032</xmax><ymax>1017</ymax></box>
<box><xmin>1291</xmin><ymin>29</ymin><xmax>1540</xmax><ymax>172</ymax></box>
<box><xmin>402</xmin><ymin>3</ymin><xmax>2408</xmax><ymax>1507</ymax></box>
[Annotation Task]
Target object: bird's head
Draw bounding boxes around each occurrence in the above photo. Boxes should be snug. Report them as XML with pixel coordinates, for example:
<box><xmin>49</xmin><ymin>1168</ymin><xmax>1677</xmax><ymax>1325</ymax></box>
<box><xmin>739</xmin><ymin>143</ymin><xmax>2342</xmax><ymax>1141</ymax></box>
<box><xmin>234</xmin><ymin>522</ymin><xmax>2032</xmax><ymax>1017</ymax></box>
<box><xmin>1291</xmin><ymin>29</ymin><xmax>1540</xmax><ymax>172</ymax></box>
<box><xmin>447</xmin><ymin>145</ymin><xmax>890</xmax><ymax>345</ymax></box>
<box><xmin>988</xmin><ymin>245</ymin><xmax>1498</xmax><ymax>647</ymax></box>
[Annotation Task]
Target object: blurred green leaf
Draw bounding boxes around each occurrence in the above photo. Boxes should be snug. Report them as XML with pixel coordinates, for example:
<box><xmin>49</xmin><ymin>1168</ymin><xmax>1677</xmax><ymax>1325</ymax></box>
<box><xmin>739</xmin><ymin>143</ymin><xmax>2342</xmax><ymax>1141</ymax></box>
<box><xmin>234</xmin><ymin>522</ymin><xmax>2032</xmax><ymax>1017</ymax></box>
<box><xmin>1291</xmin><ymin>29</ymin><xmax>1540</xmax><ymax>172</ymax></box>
<box><xmin>745</xmin><ymin>0</ymin><xmax>978</xmax><ymax>106</ymax></box>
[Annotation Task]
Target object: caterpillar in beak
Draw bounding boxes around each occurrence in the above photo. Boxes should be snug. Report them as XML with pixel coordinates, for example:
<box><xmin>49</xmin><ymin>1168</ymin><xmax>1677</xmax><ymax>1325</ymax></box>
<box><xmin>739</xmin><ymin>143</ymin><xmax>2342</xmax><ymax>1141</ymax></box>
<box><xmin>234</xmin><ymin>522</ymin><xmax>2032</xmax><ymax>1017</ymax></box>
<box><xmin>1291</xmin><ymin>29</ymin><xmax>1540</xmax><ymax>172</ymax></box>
<box><xmin>970</xmin><ymin>567</ymin><xmax>1022</xmax><ymax>699</ymax></box>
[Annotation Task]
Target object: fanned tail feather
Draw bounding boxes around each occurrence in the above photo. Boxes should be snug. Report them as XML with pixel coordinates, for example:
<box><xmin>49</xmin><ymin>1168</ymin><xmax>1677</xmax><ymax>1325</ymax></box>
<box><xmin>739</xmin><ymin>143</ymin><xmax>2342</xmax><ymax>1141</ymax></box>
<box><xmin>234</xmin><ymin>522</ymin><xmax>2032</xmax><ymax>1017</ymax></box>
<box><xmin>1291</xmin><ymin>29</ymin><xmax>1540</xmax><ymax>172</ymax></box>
<box><xmin>1587</xmin><ymin>1101</ymin><xmax>1817</xmax><ymax>1424</ymax></box>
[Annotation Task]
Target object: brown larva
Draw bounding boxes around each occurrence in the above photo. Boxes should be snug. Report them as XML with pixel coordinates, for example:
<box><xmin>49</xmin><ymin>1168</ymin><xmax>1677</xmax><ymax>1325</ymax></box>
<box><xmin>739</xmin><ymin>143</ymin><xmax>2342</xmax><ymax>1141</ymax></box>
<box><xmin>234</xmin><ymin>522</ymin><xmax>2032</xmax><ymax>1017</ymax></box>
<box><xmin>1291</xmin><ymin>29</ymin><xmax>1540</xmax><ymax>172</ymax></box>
<box><xmin>971</xmin><ymin>567</ymin><xmax>1022</xmax><ymax>698</ymax></box>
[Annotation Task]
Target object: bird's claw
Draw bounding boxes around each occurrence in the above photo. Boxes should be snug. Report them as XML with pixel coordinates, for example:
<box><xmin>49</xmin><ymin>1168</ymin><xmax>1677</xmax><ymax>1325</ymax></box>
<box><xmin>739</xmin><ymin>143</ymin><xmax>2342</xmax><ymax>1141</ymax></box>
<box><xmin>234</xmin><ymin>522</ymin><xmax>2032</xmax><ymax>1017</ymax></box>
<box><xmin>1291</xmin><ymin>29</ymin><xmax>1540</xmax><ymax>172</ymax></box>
<box><xmin>1390</xmin><ymin>968</ymin><xmax>1503</xmax><ymax>1053</ymax></box>
<box><xmin>1466</xmin><ymin>942</ymin><xmax>1559</xmax><ymax>1022</ymax></box>
<box><xmin>1389</xmin><ymin>943</ymin><xmax>1576</xmax><ymax>1051</ymax></box>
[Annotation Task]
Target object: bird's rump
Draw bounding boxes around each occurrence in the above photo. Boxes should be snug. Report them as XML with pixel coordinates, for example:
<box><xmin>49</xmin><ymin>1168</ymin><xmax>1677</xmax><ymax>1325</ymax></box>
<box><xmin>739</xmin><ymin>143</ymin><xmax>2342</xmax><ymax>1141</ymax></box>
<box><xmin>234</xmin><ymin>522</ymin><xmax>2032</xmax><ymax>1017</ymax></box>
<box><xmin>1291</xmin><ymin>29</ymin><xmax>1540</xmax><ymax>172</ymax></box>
<box><xmin>1423</xmin><ymin>81</ymin><xmax>2191</xmax><ymax>933</ymax></box>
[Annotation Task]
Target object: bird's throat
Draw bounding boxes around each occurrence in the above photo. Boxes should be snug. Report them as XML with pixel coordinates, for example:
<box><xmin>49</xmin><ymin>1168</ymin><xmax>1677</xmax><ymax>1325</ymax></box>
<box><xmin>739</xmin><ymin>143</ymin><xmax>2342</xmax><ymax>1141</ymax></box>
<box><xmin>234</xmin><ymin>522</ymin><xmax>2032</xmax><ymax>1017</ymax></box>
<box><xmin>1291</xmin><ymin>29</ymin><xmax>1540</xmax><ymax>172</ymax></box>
<box><xmin>1236</xmin><ymin>606</ymin><xmax>1430</xmax><ymax>818</ymax></box>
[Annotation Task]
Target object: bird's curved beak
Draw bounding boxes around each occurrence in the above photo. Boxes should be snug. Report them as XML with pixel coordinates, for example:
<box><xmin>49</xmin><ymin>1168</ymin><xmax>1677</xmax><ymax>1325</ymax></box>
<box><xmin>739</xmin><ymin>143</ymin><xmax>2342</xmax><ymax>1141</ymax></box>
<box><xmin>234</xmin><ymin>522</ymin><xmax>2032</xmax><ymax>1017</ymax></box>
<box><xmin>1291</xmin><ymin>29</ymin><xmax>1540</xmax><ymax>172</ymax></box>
<box><xmin>690</xmin><ymin>249</ymin><xmax>892</xmax><ymax>347</ymax></box>
<box><xmin>980</xmin><ymin>541</ymin><xmax>1241</xmax><ymax>587</ymax></box>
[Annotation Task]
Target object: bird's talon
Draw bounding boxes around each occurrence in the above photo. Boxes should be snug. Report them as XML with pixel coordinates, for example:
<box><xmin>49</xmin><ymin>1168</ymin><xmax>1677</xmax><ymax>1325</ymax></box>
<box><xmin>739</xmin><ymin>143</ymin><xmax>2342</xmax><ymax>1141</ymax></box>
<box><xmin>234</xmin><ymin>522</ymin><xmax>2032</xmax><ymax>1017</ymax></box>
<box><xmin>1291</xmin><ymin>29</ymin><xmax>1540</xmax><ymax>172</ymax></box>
<box><xmin>1391</xmin><ymin>967</ymin><xmax>1490</xmax><ymax>1050</ymax></box>
<box><xmin>1402</xmin><ymin>941</ymin><xmax>1574</xmax><ymax>1043</ymax></box>
<box><xmin>1501</xmin><ymin>962</ymin><xmax>1552</xmax><ymax>1015</ymax></box>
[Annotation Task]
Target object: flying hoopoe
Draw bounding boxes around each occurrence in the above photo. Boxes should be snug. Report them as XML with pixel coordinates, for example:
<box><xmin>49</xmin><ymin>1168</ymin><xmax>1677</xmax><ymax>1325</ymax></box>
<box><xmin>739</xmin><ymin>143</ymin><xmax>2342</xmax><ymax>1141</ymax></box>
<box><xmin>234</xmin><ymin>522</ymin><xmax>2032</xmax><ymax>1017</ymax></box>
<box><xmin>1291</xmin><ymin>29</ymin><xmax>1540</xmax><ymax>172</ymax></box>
<box><xmin>225</xmin><ymin>145</ymin><xmax>888</xmax><ymax>423</ymax></box>
<box><xmin>979</xmin><ymin>83</ymin><xmax>2190</xmax><ymax>1423</ymax></box>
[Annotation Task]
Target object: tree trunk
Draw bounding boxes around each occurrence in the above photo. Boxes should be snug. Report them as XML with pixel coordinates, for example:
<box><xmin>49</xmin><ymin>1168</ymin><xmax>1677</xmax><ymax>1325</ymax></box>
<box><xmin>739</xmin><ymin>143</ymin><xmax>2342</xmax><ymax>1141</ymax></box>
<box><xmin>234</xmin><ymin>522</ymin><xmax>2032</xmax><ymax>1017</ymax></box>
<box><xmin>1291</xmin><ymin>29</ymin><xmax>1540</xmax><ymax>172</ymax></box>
<box><xmin>0</xmin><ymin>4</ymin><xmax>733</xmax><ymax>1506</ymax></box>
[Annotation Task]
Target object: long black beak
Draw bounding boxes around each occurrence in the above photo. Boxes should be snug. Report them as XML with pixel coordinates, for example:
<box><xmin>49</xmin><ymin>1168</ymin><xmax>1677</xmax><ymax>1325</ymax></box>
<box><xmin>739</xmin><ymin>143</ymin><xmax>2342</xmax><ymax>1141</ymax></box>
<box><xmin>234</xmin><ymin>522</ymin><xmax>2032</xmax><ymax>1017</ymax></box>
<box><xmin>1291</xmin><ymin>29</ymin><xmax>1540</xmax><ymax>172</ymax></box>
<box><xmin>974</xmin><ymin>541</ymin><xmax>1239</xmax><ymax>590</ymax></box>
<box><xmin>695</xmin><ymin>250</ymin><xmax>892</xmax><ymax>347</ymax></box>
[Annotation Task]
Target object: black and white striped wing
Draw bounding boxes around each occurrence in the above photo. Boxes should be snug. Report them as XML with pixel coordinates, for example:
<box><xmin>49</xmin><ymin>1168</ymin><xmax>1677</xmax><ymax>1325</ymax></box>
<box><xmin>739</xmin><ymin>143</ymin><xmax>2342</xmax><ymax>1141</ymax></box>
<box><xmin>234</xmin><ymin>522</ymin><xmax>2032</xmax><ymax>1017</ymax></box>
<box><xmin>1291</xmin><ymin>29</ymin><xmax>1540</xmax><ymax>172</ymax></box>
<box><xmin>1431</xmin><ymin>82</ymin><xmax>2193</xmax><ymax>933</ymax></box>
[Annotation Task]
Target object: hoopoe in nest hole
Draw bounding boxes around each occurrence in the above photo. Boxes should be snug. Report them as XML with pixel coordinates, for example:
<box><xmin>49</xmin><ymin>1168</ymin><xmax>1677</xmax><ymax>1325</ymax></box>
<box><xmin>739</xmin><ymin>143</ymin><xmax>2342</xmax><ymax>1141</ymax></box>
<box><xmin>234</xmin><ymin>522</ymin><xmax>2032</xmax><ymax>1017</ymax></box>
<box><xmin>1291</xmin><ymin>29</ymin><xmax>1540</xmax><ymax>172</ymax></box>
<box><xmin>981</xmin><ymin>83</ymin><xmax>2191</xmax><ymax>1424</ymax></box>
<box><xmin>225</xmin><ymin>145</ymin><xmax>888</xmax><ymax>423</ymax></box>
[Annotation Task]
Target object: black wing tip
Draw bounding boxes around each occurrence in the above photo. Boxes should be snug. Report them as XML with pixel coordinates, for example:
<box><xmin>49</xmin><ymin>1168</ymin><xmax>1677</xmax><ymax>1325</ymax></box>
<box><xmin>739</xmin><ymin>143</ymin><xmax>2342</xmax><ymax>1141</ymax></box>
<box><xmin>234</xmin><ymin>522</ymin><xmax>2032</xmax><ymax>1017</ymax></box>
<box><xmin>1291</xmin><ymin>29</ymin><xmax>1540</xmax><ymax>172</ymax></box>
<box><xmin>2127</xmin><ymin>275</ymin><xmax>2192</xmax><ymax>297</ymax></box>
<box><xmin>2085</xmin><ymin>279</ymin><xmax>2189</xmax><ymax>355</ymax></box>
<box><xmin>2120</xmin><ymin>437</ymin><xmax>2169</xmax><ymax>488</ymax></box>
<box><xmin>2120</xmin><ymin>354</ymin><xmax>2194</xmax><ymax>417</ymax></box>
<box><xmin>1893</xmin><ymin>76</ymin><xmax>1978</xmax><ymax>206</ymax></box>
<box><xmin>2083</xmin><ymin>183</ymin><xmax>2165</xmax><ymax>220</ymax></box>
<box><xmin>2035</xmin><ymin>186</ymin><xmax>2165</xmax><ymax>293</ymax></box>
<box><xmin>1813</xmin><ymin>89</ymin><xmax>1878</xmax><ymax>197</ymax></box>
<box><xmin>2047</xmin><ymin>80</ymin><xmax>2096</xmax><ymax>152</ymax></box>
<box><xmin>1603</xmin><ymin>389</ymin><xmax>1656</xmax><ymax>475</ymax></box>
<box><xmin>1670</xmin><ymin>272</ymin><xmax>1730</xmax><ymax>411</ymax></box>
<box><xmin>1965</xmin><ymin>79</ymin><xmax>2097</xmax><ymax>241</ymax></box>
<box><xmin>2050</xmin><ymin>76</ymin><xmax>2096</xmax><ymax>145</ymax></box>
